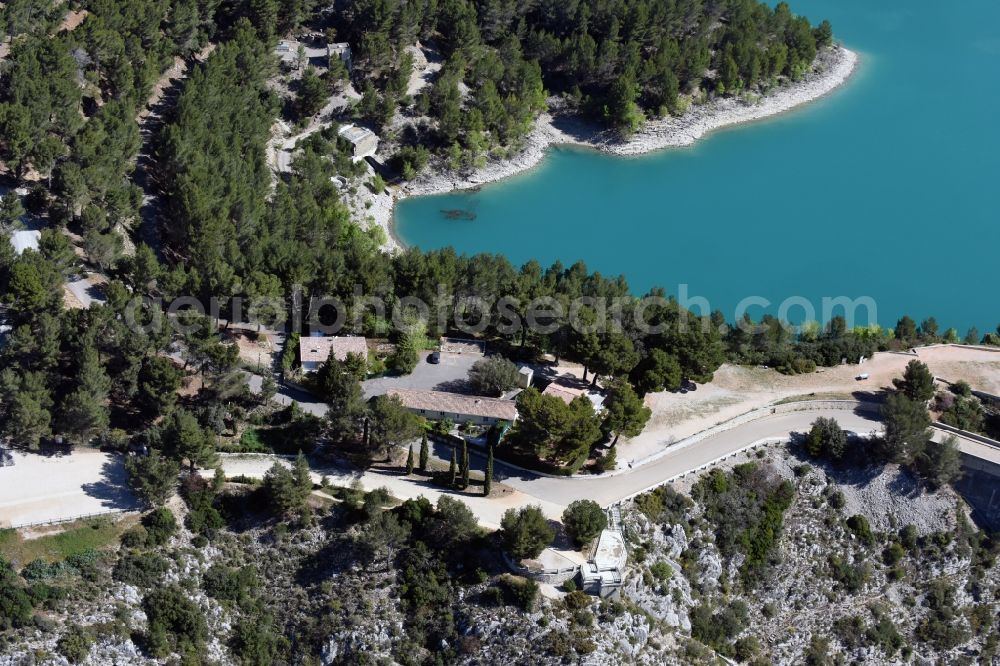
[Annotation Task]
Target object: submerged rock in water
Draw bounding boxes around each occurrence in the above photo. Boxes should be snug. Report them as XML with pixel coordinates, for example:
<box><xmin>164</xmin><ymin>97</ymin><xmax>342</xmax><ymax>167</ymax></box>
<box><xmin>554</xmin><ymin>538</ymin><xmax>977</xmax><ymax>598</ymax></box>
<box><xmin>441</xmin><ymin>209</ymin><xmax>476</xmax><ymax>220</ymax></box>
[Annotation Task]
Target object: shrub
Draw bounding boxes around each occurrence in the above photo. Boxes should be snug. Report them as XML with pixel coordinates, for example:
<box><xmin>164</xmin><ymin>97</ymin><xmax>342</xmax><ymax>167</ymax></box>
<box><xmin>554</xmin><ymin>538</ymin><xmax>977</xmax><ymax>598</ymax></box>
<box><xmin>806</xmin><ymin>417</ymin><xmax>847</xmax><ymax>460</ymax></box>
<box><xmin>828</xmin><ymin>555</ymin><xmax>871</xmax><ymax>593</ymax></box>
<box><xmin>825</xmin><ymin>487</ymin><xmax>846</xmax><ymax>510</ymax></box>
<box><xmin>0</xmin><ymin>571</ymin><xmax>34</xmax><ymax>630</ymax></box>
<box><xmin>650</xmin><ymin>561</ymin><xmax>673</xmax><ymax>581</ymax></box>
<box><xmin>564</xmin><ymin>590</ymin><xmax>591</xmax><ymax>611</ymax></box>
<box><xmin>500</xmin><ymin>575</ymin><xmax>539</xmax><ymax>611</ymax></box>
<box><xmin>120</xmin><ymin>526</ymin><xmax>149</xmax><ymax>549</ymax></box>
<box><xmin>143</xmin><ymin>586</ymin><xmax>207</xmax><ymax>657</ymax></box>
<box><xmin>142</xmin><ymin>508</ymin><xmax>177</xmax><ymax>546</ymax></box>
<box><xmin>57</xmin><ymin>625</ymin><xmax>94</xmax><ymax>664</ymax></box>
<box><xmin>634</xmin><ymin>485</ymin><xmax>691</xmax><ymax>524</ymax></box>
<box><xmin>690</xmin><ymin>600</ymin><xmax>749</xmax><ymax>651</ymax></box>
<box><xmin>866</xmin><ymin>607</ymin><xmax>903</xmax><ymax>656</ymax></box>
<box><xmin>231</xmin><ymin>613</ymin><xmax>286</xmax><ymax>664</ymax></box>
<box><xmin>846</xmin><ymin>514</ymin><xmax>875</xmax><ymax>546</ymax></box>
<box><xmin>202</xmin><ymin>565</ymin><xmax>257</xmax><ymax>606</ymax></box>
<box><xmin>113</xmin><ymin>552</ymin><xmax>170</xmax><ymax>588</ymax></box>
<box><xmin>561</xmin><ymin>500</ymin><xmax>607</xmax><ymax>547</ymax></box>
<box><xmin>883</xmin><ymin>542</ymin><xmax>905</xmax><ymax>566</ymax></box>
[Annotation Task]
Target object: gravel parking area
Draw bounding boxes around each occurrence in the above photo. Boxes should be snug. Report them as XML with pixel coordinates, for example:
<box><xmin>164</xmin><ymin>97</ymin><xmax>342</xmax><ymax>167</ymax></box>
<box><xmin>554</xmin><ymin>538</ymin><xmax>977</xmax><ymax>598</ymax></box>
<box><xmin>362</xmin><ymin>351</ymin><xmax>481</xmax><ymax>399</ymax></box>
<box><xmin>0</xmin><ymin>449</ymin><xmax>139</xmax><ymax>528</ymax></box>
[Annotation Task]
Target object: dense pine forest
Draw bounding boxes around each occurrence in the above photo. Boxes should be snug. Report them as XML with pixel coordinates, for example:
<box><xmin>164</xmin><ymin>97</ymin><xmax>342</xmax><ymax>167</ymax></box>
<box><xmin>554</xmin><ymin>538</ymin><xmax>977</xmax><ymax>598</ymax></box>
<box><xmin>0</xmin><ymin>0</ymin><xmax>993</xmax><ymax>456</ymax></box>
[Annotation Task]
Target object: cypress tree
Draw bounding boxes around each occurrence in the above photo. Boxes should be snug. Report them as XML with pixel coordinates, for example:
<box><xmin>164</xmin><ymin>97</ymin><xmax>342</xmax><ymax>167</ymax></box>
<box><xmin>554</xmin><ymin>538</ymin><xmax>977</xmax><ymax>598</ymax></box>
<box><xmin>460</xmin><ymin>440</ymin><xmax>469</xmax><ymax>489</ymax></box>
<box><xmin>406</xmin><ymin>444</ymin><xmax>414</xmax><ymax>475</ymax></box>
<box><xmin>418</xmin><ymin>432</ymin><xmax>429</xmax><ymax>472</ymax></box>
<box><xmin>484</xmin><ymin>444</ymin><xmax>493</xmax><ymax>496</ymax></box>
<box><xmin>449</xmin><ymin>447</ymin><xmax>457</xmax><ymax>487</ymax></box>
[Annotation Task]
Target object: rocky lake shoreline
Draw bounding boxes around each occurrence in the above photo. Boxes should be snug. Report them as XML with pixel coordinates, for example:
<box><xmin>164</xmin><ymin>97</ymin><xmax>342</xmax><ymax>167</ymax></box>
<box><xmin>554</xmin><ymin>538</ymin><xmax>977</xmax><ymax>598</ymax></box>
<box><xmin>370</xmin><ymin>45</ymin><xmax>858</xmax><ymax>252</ymax></box>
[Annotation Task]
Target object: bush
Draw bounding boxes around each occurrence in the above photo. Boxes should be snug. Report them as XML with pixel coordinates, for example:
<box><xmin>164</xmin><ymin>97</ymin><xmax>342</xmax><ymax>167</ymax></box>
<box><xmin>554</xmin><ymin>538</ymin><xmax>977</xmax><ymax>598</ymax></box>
<box><xmin>561</xmin><ymin>500</ymin><xmax>607</xmax><ymax>547</ymax></box>
<box><xmin>634</xmin><ymin>485</ymin><xmax>691</xmax><ymax>524</ymax></box>
<box><xmin>143</xmin><ymin>586</ymin><xmax>208</xmax><ymax>657</ymax></box>
<box><xmin>806</xmin><ymin>417</ymin><xmax>847</xmax><ymax>460</ymax></box>
<box><xmin>883</xmin><ymin>542</ymin><xmax>905</xmax><ymax>566</ymax></box>
<box><xmin>846</xmin><ymin>514</ymin><xmax>875</xmax><ymax>546</ymax></box>
<box><xmin>650</xmin><ymin>560</ymin><xmax>673</xmax><ymax>581</ymax></box>
<box><xmin>0</xmin><ymin>571</ymin><xmax>34</xmax><ymax>630</ymax></box>
<box><xmin>500</xmin><ymin>575</ymin><xmax>539</xmax><ymax>611</ymax></box>
<box><xmin>825</xmin><ymin>487</ymin><xmax>846</xmax><ymax>510</ymax></box>
<box><xmin>142</xmin><ymin>508</ymin><xmax>177</xmax><ymax>546</ymax></box>
<box><xmin>113</xmin><ymin>552</ymin><xmax>170</xmax><ymax>588</ymax></box>
<box><xmin>564</xmin><ymin>590</ymin><xmax>591</xmax><ymax>611</ymax></box>
<box><xmin>690</xmin><ymin>600</ymin><xmax>749</xmax><ymax>651</ymax></box>
<box><xmin>57</xmin><ymin>625</ymin><xmax>94</xmax><ymax>664</ymax></box>
<box><xmin>203</xmin><ymin>565</ymin><xmax>257</xmax><ymax>607</ymax></box>
<box><xmin>230</xmin><ymin>613</ymin><xmax>285</xmax><ymax>664</ymax></box>
<box><xmin>120</xmin><ymin>526</ymin><xmax>149</xmax><ymax>549</ymax></box>
<box><xmin>828</xmin><ymin>554</ymin><xmax>871</xmax><ymax>593</ymax></box>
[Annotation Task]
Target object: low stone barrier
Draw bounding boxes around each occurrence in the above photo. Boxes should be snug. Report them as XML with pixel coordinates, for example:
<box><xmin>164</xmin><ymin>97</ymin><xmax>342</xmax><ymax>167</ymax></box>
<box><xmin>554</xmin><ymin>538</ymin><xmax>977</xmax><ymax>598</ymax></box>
<box><xmin>502</xmin><ymin>552</ymin><xmax>579</xmax><ymax>585</ymax></box>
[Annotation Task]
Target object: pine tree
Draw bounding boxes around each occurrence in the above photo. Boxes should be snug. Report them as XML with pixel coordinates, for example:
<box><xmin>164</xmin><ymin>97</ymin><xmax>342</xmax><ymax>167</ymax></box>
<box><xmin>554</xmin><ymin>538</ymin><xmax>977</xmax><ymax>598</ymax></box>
<box><xmin>406</xmin><ymin>444</ymin><xmax>414</xmax><ymax>475</ymax></box>
<box><xmin>484</xmin><ymin>444</ymin><xmax>494</xmax><ymax>496</ymax></box>
<box><xmin>449</xmin><ymin>447</ymin><xmax>457</xmax><ymax>487</ymax></box>
<box><xmin>59</xmin><ymin>344</ymin><xmax>111</xmax><ymax>445</ymax></box>
<box><xmin>418</xmin><ymin>433</ymin><xmax>429</xmax><ymax>472</ymax></box>
<box><xmin>460</xmin><ymin>440</ymin><xmax>470</xmax><ymax>489</ymax></box>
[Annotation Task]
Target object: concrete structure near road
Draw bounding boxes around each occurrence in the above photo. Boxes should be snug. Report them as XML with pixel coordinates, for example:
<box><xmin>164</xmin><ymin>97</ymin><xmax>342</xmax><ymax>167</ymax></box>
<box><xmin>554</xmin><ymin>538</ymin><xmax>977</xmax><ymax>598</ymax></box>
<box><xmin>580</xmin><ymin>529</ymin><xmax>627</xmax><ymax>596</ymax></box>
<box><xmin>275</xmin><ymin>40</ymin><xmax>302</xmax><ymax>67</ymax></box>
<box><xmin>299</xmin><ymin>335</ymin><xmax>368</xmax><ymax>373</ymax></box>
<box><xmin>327</xmin><ymin>42</ymin><xmax>352</xmax><ymax>71</ymax></box>
<box><xmin>338</xmin><ymin>124</ymin><xmax>378</xmax><ymax>161</ymax></box>
<box><xmin>388</xmin><ymin>388</ymin><xmax>517</xmax><ymax>426</ymax></box>
<box><xmin>517</xmin><ymin>366</ymin><xmax>534</xmax><ymax>389</ymax></box>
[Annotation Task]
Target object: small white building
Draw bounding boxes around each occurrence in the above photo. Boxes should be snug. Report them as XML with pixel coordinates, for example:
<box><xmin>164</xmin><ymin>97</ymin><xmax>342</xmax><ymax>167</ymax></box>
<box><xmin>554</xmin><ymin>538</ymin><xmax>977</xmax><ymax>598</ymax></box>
<box><xmin>327</xmin><ymin>42</ymin><xmax>352</xmax><ymax>71</ymax></box>
<box><xmin>387</xmin><ymin>388</ymin><xmax>517</xmax><ymax>427</ymax></box>
<box><xmin>338</xmin><ymin>124</ymin><xmax>379</xmax><ymax>161</ymax></box>
<box><xmin>517</xmin><ymin>366</ymin><xmax>534</xmax><ymax>389</ymax></box>
<box><xmin>299</xmin><ymin>335</ymin><xmax>368</xmax><ymax>373</ymax></box>
<box><xmin>580</xmin><ymin>529</ymin><xmax>627</xmax><ymax>597</ymax></box>
<box><xmin>275</xmin><ymin>40</ymin><xmax>302</xmax><ymax>68</ymax></box>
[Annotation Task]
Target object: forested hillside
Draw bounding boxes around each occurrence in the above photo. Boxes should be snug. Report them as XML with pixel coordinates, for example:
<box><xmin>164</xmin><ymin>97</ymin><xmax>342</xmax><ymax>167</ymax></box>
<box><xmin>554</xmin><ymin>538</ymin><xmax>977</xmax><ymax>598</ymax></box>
<box><xmin>342</xmin><ymin>0</ymin><xmax>832</xmax><ymax>137</ymax></box>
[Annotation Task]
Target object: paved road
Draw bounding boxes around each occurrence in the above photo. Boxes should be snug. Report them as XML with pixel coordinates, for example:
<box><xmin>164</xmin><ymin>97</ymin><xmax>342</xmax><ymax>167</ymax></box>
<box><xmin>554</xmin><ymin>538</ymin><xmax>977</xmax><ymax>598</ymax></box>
<box><xmin>486</xmin><ymin>410</ymin><xmax>884</xmax><ymax>507</ymax></box>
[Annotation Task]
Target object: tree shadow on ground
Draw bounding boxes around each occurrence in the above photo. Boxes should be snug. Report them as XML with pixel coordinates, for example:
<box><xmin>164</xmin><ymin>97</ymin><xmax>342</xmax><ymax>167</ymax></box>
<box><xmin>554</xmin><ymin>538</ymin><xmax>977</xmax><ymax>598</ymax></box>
<box><xmin>432</xmin><ymin>378</ymin><xmax>474</xmax><ymax>394</ymax></box>
<box><xmin>785</xmin><ymin>433</ymin><xmax>887</xmax><ymax>489</ymax></box>
<box><xmin>80</xmin><ymin>460</ymin><xmax>142</xmax><ymax>511</ymax></box>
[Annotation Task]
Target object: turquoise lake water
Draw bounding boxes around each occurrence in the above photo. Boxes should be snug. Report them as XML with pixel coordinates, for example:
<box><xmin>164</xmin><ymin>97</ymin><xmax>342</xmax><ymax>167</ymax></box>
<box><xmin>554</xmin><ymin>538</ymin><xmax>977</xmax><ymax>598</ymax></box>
<box><xmin>395</xmin><ymin>0</ymin><xmax>1000</xmax><ymax>333</ymax></box>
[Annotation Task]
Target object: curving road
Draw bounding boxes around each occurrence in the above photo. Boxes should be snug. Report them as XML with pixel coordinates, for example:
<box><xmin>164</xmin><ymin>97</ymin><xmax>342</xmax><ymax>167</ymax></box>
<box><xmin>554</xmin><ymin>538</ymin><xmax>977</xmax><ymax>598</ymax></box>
<box><xmin>484</xmin><ymin>410</ymin><xmax>884</xmax><ymax>508</ymax></box>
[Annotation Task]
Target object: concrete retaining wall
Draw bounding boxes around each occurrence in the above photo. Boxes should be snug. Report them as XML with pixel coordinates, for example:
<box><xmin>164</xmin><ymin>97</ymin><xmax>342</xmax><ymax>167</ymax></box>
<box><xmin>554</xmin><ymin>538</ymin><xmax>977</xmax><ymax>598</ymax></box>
<box><xmin>502</xmin><ymin>552</ymin><xmax>579</xmax><ymax>585</ymax></box>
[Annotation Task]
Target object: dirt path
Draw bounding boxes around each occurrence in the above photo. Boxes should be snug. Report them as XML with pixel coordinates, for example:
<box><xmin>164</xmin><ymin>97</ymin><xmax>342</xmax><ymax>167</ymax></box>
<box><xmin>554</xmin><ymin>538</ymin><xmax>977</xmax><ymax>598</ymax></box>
<box><xmin>133</xmin><ymin>44</ymin><xmax>216</xmax><ymax>256</ymax></box>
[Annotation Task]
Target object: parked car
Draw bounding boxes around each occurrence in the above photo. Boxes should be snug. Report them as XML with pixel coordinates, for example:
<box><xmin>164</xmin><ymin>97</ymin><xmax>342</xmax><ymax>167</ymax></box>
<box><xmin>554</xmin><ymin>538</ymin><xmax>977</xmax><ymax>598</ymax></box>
<box><xmin>427</xmin><ymin>351</ymin><xmax>441</xmax><ymax>364</ymax></box>
<box><xmin>856</xmin><ymin>373</ymin><xmax>870</xmax><ymax>381</ymax></box>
